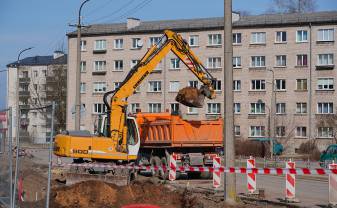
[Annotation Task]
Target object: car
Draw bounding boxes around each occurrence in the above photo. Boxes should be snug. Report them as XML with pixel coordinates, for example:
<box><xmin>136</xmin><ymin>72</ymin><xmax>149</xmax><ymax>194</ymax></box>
<box><xmin>319</xmin><ymin>144</ymin><xmax>337</xmax><ymax>168</ymax></box>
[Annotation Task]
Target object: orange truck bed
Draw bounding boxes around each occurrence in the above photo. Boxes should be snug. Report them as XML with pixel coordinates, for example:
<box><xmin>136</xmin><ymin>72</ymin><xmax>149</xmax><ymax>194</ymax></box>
<box><xmin>134</xmin><ymin>112</ymin><xmax>223</xmax><ymax>148</ymax></box>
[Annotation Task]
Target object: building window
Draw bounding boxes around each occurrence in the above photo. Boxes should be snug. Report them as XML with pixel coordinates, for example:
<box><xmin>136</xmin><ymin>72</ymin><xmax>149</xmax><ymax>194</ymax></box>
<box><xmin>93</xmin><ymin>82</ymin><xmax>107</xmax><ymax>93</ymax></box>
<box><xmin>148</xmin><ymin>103</ymin><xmax>162</xmax><ymax>113</ymax></box>
<box><xmin>80</xmin><ymin>82</ymin><xmax>86</xmax><ymax>93</ymax></box>
<box><xmin>207</xmin><ymin>103</ymin><xmax>221</xmax><ymax>115</ymax></box>
<box><xmin>33</xmin><ymin>84</ymin><xmax>38</xmax><ymax>91</ymax></box>
<box><xmin>234</xmin><ymin>103</ymin><xmax>241</xmax><ymax>114</ymax></box>
<box><xmin>297</xmin><ymin>54</ymin><xmax>308</xmax><ymax>66</ymax></box>
<box><xmin>130</xmin><ymin>103</ymin><xmax>140</xmax><ymax>113</ymax></box>
<box><xmin>276</xmin><ymin>55</ymin><xmax>286</xmax><ymax>67</ymax></box>
<box><xmin>131</xmin><ymin>59</ymin><xmax>140</xmax><ymax>68</ymax></box>
<box><xmin>296</xmin><ymin>79</ymin><xmax>307</xmax><ymax>90</ymax></box>
<box><xmin>296</xmin><ymin>30</ymin><xmax>308</xmax><ymax>42</ymax></box>
<box><xmin>296</xmin><ymin>126</ymin><xmax>307</xmax><ymax>137</ymax></box>
<box><xmin>132</xmin><ymin>38</ymin><xmax>142</xmax><ymax>49</ymax></box>
<box><xmin>234</xmin><ymin>126</ymin><xmax>241</xmax><ymax>136</ymax></box>
<box><xmin>317</xmin><ymin>78</ymin><xmax>334</xmax><ymax>90</ymax></box>
<box><xmin>317</xmin><ymin>102</ymin><xmax>333</xmax><ymax>114</ymax></box>
<box><xmin>148</xmin><ymin>81</ymin><xmax>162</xmax><ymax>92</ymax></box>
<box><xmin>251</xmin><ymin>56</ymin><xmax>265</xmax><ymax>67</ymax></box>
<box><xmin>275</xmin><ymin>79</ymin><xmax>286</xmax><ymax>91</ymax></box>
<box><xmin>114</xmin><ymin>39</ymin><xmax>123</xmax><ymax>49</ymax></box>
<box><xmin>94</xmin><ymin>61</ymin><xmax>106</xmax><ymax>71</ymax></box>
<box><xmin>251</xmin><ymin>80</ymin><xmax>266</xmax><ymax>91</ymax></box>
<box><xmin>250</xmin><ymin>126</ymin><xmax>266</xmax><ymax>137</ymax></box>
<box><xmin>189</xmin><ymin>80</ymin><xmax>198</xmax><ymax>88</ymax></box>
<box><xmin>148</xmin><ymin>36</ymin><xmax>161</xmax><ymax>47</ymax></box>
<box><xmin>275</xmin><ymin>31</ymin><xmax>287</xmax><ymax>43</ymax></box>
<box><xmin>189</xmin><ymin>35</ymin><xmax>199</xmax><ymax>46</ymax></box>
<box><xmin>187</xmin><ymin>107</ymin><xmax>198</xmax><ymax>114</ymax></box>
<box><xmin>233</xmin><ymin>33</ymin><xmax>241</xmax><ymax>44</ymax></box>
<box><xmin>80</xmin><ymin>40</ymin><xmax>87</xmax><ymax>51</ymax></box>
<box><xmin>113</xmin><ymin>82</ymin><xmax>122</xmax><ymax>90</ymax></box>
<box><xmin>80</xmin><ymin>61</ymin><xmax>86</xmax><ymax>72</ymax></box>
<box><xmin>114</xmin><ymin>60</ymin><xmax>123</xmax><ymax>71</ymax></box>
<box><xmin>208</xmin><ymin>34</ymin><xmax>222</xmax><ymax>46</ymax></box>
<box><xmin>212</xmin><ymin>80</ymin><xmax>221</xmax><ymax>91</ymax></box>
<box><xmin>33</xmin><ymin>70</ymin><xmax>38</xmax><ymax>77</ymax></box>
<box><xmin>233</xmin><ymin>56</ymin><xmax>241</xmax><ymax>68</ymax></box>
<box><xmin>251</xmin><ymin>32</ymin><xmax>266</xmax><ymax>44</ymax></box>
<box><xmin>233</xmin><ymin>80</ymin><xmax>241</xmax><ymax>91</ymax></box>
<box><xmin>94</xmin><ymin>40</ymin><xmax>106</xmax><ymax>51</ymax></box>
<box><xmin>276</xmin><ymin>126</ymin><xmax>286</xmax><ymax>137</ymax></box>
<box><xmin>317</xmin><ymin>29</ymin><xmax>334</xmax><ymax>42</ymax></box>
<box><xmin>296</xmin><ymin>103</ymin><xmax>307</xmax><ymax>114</ymax></box>
<box><xmin>317</xmin><ymin>127</ymin><xmax>333</xmax><ymax>138</ymax></box>
<box><xmin>276</xmin><ymin>103</ymin><xmax>286</xmax><ymax>114</ymax></box>
<box><xmin>170</xmin><ymin>103</ymin><xmax>179</xmax><ymax>114</ymax></box>
<box><xmin>170</xmin><ymin>58</ymin><xmax>180</xmax><ymax>69</ymax></box>
<box><xmin>250</xmin><ymin>102</ymin><xmax>265</xmax><ymax>114</ymax></box>
<box><xmin>318</xmin><ymin>54</ymin><xmax>334</xmax><ymax>66</ymax></box>
<box><xmin>169</xmin><ymin>81</ymin><xmax>180</xmax><ymax>92</ymax></box>
<box><xmin>207</xmin><ymin>57</ymin><xmax>221</xmax><ymax>69</ymax></box>
<box><xmin>93</xmin><ymin>103</ymin><xmax>106</xmax><ymax>114</ymax></box>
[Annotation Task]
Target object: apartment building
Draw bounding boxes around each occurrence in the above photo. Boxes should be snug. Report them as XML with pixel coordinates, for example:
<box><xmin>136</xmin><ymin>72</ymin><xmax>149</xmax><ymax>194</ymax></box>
<box><xmin>7</xmin><ymin>52</ymin><xmax>67</xmax><ymax>143</ymax></box>
<box><xmin>67</xmin><ymin>11</ymin><xmax>337</xmax><ymax>152</ymax></box>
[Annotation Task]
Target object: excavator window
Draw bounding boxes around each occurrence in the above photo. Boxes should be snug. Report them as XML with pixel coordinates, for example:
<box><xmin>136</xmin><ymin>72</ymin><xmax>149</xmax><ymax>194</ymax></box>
<box><xmin>127</xmin><ymin>119</ymin><xmax>138</xmax><ymax>145</ymax></box>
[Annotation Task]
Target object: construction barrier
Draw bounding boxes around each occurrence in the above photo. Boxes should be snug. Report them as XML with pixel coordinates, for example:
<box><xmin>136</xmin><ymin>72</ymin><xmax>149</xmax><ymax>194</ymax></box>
<box><xmin>169</xmin><ymin>154</ymin><xmax>177</xmax><ymax>181</ymax></box>
<box><xmin>56</xmin><ymin>163</ymin><xmax>337</xmax><ymax>175</ymax></box>
<box><xmin>285</xmin><ymin>160</ymin><xmax>297</xmax><ymax>201</ymax></box>
<box><xmin>329</xmin><ymin>162</ymin><xmax>337</xmax><ymax>205</ymax></box>
<box><xmin>247</xmin><ymin>156</ymin><xmax>257</xmax><ymax>194</ymax></box>
<box><xmin>212</xmin><ymin>156</ymin><xmax>221</xmax><ymax>188</ymax></box>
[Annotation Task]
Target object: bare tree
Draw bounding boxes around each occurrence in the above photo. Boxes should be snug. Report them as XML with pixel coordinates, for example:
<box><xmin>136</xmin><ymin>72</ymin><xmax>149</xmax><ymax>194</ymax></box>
<box><xmin>316</xmin><ymin>112</ymin><xmax>337</xmax><ymax>144</ymax></box>
<box><xmin>274</xmin><ymin>115</ymin><xmax>297</xmax><ymax>153</ymax></box>
<box><xmin>267</xmin><ymin>0</ymin><xmax>317</xmax><ymax>14</ymax></box>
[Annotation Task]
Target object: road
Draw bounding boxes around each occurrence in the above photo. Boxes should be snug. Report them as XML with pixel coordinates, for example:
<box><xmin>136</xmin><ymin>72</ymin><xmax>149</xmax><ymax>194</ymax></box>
<box><xmin>173</xmin><ymin>174</ymin><xmax>329</xmax><ymax>208</ymax></box>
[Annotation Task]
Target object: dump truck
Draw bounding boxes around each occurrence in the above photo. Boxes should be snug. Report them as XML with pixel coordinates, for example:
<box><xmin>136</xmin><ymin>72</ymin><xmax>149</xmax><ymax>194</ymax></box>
<box><xmin>134</xmin><ymin>112</ymin><xmax>223</xmax><ymax>178</ymax></box>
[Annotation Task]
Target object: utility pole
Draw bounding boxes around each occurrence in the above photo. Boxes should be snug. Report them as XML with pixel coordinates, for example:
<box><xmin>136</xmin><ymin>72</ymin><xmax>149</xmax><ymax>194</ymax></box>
<box><xmin>224</xmin><ymin>0</ymin><xmax>236</xmax><ymax>203</ymax></box>
<box><xmin>268</xmin><ymin>69</ymin><xmax>275</xmax><ymax>158</ymax></box>
<box><xmin>70</xmin><ymin>0</ymin><xmax>90</xmax><ymax>130</ymax></box>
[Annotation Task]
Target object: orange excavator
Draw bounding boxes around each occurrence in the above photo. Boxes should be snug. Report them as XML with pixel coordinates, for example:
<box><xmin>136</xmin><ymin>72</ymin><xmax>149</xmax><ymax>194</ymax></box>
<box><xmin>54</xmin><ymin>30</ymin><xmax>219</xmax><ymax>183</ymax></box>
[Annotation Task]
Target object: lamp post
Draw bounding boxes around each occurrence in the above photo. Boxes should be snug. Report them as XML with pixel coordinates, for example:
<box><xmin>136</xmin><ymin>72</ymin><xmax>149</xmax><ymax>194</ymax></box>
<box><xmin>267</xmin><ymin>69</ymin><xmax>275</xmax><ymax>159</ymax></box>
<box><xmin>13</xmin><ymin>47</ymin><xmax>33</xmax><ymax>208</ymax></box>
<box><xmin>74</xmin><ymin>0</ymin><xmax>90</xmax><ymax>131</ymax></box>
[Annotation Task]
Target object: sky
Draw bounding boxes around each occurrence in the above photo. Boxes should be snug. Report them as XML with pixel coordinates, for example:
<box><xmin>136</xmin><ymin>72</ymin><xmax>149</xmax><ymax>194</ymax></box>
<box><xmin>1</xmin><ymin>0</ymin><xmax>337</xmax><ymax>109</ymax></box>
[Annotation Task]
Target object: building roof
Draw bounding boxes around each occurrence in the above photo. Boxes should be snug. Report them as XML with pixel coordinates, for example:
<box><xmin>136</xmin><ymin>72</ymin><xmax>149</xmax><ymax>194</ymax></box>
<box><xmin>7</xmin><ymin>54</ymin><xmax>67</xmax><ymax>67</ymax></box>
<box><xmin>68</xmin><ymin>11</ymin><xmax>337</xmax><ymax>37</ymax></box>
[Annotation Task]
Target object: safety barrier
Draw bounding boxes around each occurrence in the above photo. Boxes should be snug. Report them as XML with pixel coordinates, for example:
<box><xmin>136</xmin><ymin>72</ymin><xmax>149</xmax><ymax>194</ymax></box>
<box><xmin>212</xmin><ymin>156</ymin><xmax>221</xmax><ymax>188</ymax></box>
<box><xmin>247</xmin><ymin>156</ymin><xmax>256</xmax><ymax>194</ymax></box>
<box><xmin>285</xmin><ymin>160</ymin><xmax>298</xmax><ymax>202</ymax></box>
<box><xmin>329</xmin><ymin>163</ymin><xmax>337</xmax><ymax>206</ymax></box>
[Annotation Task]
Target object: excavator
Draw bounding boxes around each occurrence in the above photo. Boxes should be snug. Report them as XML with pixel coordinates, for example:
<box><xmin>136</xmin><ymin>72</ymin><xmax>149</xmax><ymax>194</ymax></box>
<box><xmin>54</xmin><ymin>29</ymin><xmax>217</xmax><ymax>184</ymax></box>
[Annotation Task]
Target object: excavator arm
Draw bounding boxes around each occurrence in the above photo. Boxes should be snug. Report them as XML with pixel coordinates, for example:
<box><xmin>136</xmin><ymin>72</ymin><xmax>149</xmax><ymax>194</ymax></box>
<box><xmin>103</xmin><ymin>30</ymin><xmax>216</xmax><ymax>152</ymax></box>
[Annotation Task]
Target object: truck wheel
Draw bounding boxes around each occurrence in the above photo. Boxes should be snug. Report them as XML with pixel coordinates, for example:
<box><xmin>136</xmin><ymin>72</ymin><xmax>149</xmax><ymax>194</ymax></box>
<box><xmin>150</xmin><ymin>156</ymin><xmax>161</xmax><ymax>177</ymax></box>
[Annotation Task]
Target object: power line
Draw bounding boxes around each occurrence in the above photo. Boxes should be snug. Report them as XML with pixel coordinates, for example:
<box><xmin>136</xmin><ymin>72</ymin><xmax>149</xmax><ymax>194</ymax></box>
<box><xmin>83</xmin><ymin>0</ymin><xmax>115</xmax><ymax>18</ymax></box>
<box><xmin>88</xmin><ymin>0</ymin><xmax>136</xmax><ymax>23</ymax></box>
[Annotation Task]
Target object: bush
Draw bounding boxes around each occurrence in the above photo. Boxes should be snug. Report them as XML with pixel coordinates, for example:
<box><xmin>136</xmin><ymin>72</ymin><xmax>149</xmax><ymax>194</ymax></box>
<box><xmin>298</xmin><ymin>140</ymin><xmax>321</xmax><ymax>161</ymax></box>
<box><xmin>235</xmin><ymin>139</ymin><xmax>270</xmax><ymax>158</ymax></box>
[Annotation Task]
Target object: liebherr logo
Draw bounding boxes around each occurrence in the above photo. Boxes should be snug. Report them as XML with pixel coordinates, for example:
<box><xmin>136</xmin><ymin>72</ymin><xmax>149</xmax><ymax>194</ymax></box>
<box><xmin>73</xmin><ymin>149</ymin><xmax>89</xmax><ymax>154</ymax></box>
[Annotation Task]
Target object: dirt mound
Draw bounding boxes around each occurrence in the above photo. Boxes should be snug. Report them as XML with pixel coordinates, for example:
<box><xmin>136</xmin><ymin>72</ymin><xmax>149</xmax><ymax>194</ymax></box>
<box><xmin>22</xmin><ymin>179</ymin><xmax>184</xmax><ymax>208</ymax></box>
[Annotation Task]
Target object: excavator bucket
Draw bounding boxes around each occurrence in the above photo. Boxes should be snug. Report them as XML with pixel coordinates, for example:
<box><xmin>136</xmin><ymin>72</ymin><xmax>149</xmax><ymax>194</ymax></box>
<box><xmin>175</xmin><ymin>87</ymin><xmax>205</xmax><ymax>108</ymax></box>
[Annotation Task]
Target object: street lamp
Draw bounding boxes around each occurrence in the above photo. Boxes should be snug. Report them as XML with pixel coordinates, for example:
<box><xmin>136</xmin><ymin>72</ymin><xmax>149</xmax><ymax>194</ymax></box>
<box><xmin>13</xmin><ymin>47</ymin><xmax>33</xmax><ymax>208</ymax></box>
<box><xmin>73</xmin><ymin>0</ymin><xmax>90</xmax><ymax>131</ymax></box>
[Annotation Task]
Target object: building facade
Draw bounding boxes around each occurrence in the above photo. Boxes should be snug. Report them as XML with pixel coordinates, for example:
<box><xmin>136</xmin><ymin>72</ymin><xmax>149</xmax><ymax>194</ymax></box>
<box><xmin>7</xmin><ymin>52</ymin><xmax>67</xmax><ymax>143</ymax></box>
<box><xmin>67</xmin><ymin>11</ymin><xmax>337</xmax><ymax>152</ymax></box>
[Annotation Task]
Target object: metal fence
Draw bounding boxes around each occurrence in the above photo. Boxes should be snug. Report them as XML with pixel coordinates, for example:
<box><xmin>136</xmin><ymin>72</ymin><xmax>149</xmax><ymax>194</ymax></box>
<box><xmin>0</xmin><ymin>103</ymin><xmax>55</xmax><ymax>208</ymax></box>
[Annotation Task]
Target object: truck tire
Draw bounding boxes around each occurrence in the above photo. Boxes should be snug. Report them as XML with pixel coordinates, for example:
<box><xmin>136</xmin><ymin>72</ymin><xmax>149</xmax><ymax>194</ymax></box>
<box><xmin>150</xmin><ymin>156</ymin><xmax>161</xmax><ymax>177</ymax></box>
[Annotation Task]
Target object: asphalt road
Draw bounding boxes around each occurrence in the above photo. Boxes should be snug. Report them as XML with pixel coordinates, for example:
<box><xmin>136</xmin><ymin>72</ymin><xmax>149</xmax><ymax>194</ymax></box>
<box><xmin>174</xmin><ymin>174</ymin><xmax>330</xmax><ymax>208</ymax></box>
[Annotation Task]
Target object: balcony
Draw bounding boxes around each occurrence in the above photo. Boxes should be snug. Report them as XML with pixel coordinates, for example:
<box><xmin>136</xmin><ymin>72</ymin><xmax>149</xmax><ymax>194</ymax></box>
<box><xmin>92</xmin><ymin>70</ymin><xmax>107</xmax><ymax>75</ymax></box>
<box><xmin>19</xmin><ymin>77</ymin><xmax>30</xmax><ymax>83</ymax></box>
<box><xmin>93</xmin><ymin>49</ymin><xmax>107</xmax><ymax>54</ymax></box>
<box><xmin>316</xmin><ymin>65</ymin><xmax>334</xmax><ymax>70</ymax></box>
<box><xmin>19</xmin><ymin>91</ymin><xmax>30</xmax><ymax>97</ymax></box>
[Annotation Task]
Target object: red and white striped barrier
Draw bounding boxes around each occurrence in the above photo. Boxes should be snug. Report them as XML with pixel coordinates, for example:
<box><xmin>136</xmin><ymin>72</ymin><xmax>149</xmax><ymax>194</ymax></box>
<box><xmin>285</xmin><ymin>160</ymin><xmax>296</xmax><ymax>201</ymax></box>
<box><xmin>213</xmin><ymin>156</ymin><xmax>221</xmax><ymax>188</ymax></box>
<box><xmin>247</xmin><ymin>156</ymin><xmax>257</xmax><ymax>194</ymax></box>
<box><xmin>54</xmin><ymin>163</ymin><xmax>337</xmax><ymax>175</ymax></box>
<box><xmin>329</xmin><ymin>162</ymin><xmax>337</xmax><ymax>205</ymax></box>
<box><xmin>169</xmin><ymin>154</ymin><xmax>177</xmax><ymax>181</ymax></box>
